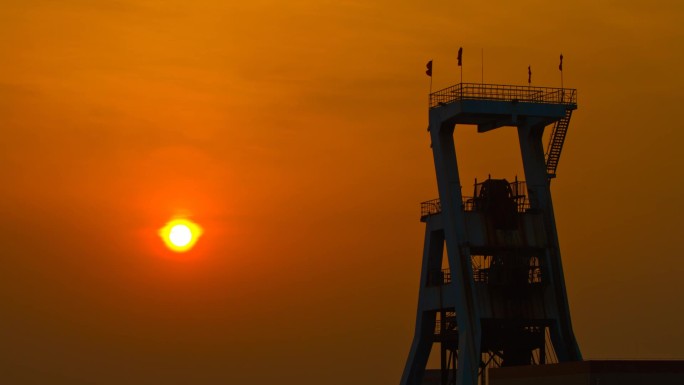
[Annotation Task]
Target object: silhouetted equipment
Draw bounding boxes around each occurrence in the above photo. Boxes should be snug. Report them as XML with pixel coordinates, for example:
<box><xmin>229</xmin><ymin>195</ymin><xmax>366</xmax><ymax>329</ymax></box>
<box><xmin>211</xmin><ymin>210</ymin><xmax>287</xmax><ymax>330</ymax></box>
<box><xmin>401</xmin><ymin>83</ymin><xmax>580</xmax><ymax>385</ymax></box>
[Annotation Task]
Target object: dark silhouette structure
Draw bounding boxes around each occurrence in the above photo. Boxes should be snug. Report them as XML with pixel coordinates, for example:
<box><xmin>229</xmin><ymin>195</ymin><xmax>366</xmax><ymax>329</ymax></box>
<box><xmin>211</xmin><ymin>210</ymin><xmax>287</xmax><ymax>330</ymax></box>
<box><xmin>401</xmin><ymin>83</ymin><xmax>580</xmax><ymax>385</ymax></box>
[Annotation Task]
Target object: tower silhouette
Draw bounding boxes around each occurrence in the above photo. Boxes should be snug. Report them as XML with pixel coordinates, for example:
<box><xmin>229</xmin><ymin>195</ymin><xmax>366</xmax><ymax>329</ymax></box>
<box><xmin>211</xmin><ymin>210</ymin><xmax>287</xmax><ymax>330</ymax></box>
<box><xmin>401</xmin><ymin>82</ymin><xmax>581</xmax><ymax>385</ymax></box>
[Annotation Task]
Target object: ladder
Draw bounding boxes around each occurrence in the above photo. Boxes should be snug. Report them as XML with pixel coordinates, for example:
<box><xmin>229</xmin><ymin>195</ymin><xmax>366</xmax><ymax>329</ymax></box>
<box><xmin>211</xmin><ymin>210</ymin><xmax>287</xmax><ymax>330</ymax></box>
<box><xmin>545</xmin><ymin>108</ymin><xmax>573</xmax><ymax>178</ymax></box>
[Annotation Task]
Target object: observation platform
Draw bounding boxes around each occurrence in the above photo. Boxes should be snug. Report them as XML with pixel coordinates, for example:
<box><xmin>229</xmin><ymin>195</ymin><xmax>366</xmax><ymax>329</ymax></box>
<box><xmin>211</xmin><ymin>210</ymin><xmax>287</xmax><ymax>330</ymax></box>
<box><xmin>429</xmin><ymin>83</ymin><xmax>578</xmax><ymax>177</ymax></box>
<box><xmin>430</xmin><ymin>83</ymin><xmax>576</xmax><ymax>109</ymax></box>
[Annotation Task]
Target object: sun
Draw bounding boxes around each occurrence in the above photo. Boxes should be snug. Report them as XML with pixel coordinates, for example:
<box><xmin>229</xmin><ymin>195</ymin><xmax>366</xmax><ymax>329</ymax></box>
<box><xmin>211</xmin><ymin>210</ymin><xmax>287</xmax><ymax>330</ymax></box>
<box><xmin>169</xmin><ymin>224</ymin><xmax>192</xmax><ymax>247</ymax></box>
<box><xmin>159</xmin><ymin>218</ymin><xmax>203</xmax><ymax>252</ymax></box>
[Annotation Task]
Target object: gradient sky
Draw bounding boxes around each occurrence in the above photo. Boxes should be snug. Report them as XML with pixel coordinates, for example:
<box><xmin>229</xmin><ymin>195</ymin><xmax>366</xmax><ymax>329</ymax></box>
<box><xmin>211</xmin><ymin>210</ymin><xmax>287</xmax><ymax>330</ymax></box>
<box><xmin>1</xmin><ymin>1</ymin><xmax>683</xmax><ymax>384</ymax></box>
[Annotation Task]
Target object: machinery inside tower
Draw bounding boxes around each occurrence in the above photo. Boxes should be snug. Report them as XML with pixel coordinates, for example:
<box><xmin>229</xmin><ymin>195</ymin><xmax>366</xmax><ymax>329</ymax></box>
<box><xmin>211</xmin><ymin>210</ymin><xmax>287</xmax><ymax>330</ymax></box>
<box><xmin>468</xmin><ymin>178</ymin><xmax>552</xmax><ymax>368</ymax></box>
<box><xmin>471</xmin><ymin>178</ymin><xmax>519</xmax><ymax>230</ymax></box>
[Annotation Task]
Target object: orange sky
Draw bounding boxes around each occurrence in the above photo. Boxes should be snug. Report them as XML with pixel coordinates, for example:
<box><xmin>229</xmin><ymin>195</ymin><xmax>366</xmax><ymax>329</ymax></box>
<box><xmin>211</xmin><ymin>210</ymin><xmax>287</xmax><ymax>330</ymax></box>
<box><xmin>1</xmin><ymin>1</ymin><xmax>683</xmax><ymax>384</ymax></box>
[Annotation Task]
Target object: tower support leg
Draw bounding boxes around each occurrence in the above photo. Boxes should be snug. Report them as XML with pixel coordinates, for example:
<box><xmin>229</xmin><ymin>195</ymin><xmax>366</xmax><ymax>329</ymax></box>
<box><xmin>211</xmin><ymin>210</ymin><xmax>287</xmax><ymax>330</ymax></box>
<box><xmin>429</xmin><ymin>120</ymin><xmax>480</xmax><ymax>385</ymax></box>
<box><xmin>400</xmin><ymin>222</ymin><xmax>443</xmax><ymax>385</ymax></box>
<box><xmin>517</xmin><ymin>119</ymin><xmax>582</xmax><ymax>362</ymax></box>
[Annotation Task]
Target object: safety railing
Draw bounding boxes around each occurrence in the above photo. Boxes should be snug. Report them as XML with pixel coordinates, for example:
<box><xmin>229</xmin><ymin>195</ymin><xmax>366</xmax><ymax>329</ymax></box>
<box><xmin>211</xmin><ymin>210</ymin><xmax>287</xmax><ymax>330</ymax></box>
<box><xmin>462</xmin><ymin>197</ymin><xmax>529</xmax><ymax>213</ymax></box>
<box><xmin>472</xmin><ymin>262</ymin><xmax>543</xmax><ymax>285</ymax></box>
<box><xmin>420</xmin><ymin>198</ymin><xmax>442</xmax><ymax>218</ymax></box>
<box><xmin>429</xmin><ymin>83</ymin><xmax>576</xmax><ymax>109</ymax></box>
<box><xmin>421</xmin><ymin>192</ymin><xmax>529</xmax><ymax>218</ymax></box>
<box><xmin>473</xmin><ymin>266</ymin><xmax>489</xmax><ymax>283</ymax></box>
<box><xmin>434</xmin><ymin>313</ymin><xmax>458</xmax><ymax>336</ymax></box>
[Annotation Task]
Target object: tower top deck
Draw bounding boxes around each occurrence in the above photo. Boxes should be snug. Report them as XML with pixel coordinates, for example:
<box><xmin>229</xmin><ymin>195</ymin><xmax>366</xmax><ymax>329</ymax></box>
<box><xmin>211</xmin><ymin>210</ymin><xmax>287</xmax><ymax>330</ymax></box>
<box><xmin>430</xmin><ymin>82</ymin><xmax>576</xmax><ymax>110</ymax></box>
<box><xmin>428</xmin><ymin>83</ymin><xmax>576</xmax><ymax>176</ymax></box>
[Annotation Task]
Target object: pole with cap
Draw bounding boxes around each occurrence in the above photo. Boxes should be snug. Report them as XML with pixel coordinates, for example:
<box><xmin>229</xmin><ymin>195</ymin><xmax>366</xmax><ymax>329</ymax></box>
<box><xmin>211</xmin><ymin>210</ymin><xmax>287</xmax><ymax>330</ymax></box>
<box><xmin>559</xmin><ymin>53</ymin><xmax>564</xmax><ymax>89</ymax></box>
<box><xmin>426</xmin><ymin>60</ymin><xmax>433</xmax><ymax>111</ymax></box>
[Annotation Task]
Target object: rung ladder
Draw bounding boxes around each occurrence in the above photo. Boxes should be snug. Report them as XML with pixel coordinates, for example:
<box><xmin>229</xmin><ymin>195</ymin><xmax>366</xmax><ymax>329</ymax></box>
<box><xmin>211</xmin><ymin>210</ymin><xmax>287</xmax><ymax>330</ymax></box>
<box><xmin>545</xmin><ymin>108</ymin><xmax>573</xmax><ymax>178</ymax></box>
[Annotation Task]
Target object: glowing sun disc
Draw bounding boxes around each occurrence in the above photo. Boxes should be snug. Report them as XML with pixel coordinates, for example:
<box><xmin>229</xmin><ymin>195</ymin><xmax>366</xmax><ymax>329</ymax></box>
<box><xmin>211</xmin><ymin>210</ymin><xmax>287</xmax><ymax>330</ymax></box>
<box><xmin>159</xmin><ymin>219</ymin><xmax>202</xmax><ymax>252</ymax></box>
<box><xmin>169</xmin><ymin>224</ymin><xmax>192</xmax><ymax>247</ymax></box>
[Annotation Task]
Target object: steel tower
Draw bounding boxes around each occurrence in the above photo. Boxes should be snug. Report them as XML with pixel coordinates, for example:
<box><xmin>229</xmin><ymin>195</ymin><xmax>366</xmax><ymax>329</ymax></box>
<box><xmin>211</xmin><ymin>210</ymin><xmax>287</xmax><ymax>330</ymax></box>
<box><xmin>401</xmin><ymin>83</ymin><xmax>582</xmax><ymax>385</ymax></box>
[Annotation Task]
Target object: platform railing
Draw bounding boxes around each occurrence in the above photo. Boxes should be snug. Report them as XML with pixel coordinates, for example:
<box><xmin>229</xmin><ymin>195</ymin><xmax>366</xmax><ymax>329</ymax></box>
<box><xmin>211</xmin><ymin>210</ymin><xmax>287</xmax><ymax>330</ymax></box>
<box><xmin>429</xmin><ymin>196</ymin><xmax>530</xmax><ymax>214</ymax></box>
<box><xmin>429</xmin><ymin>83</ymin><xmax>576</xmax><ymax>108</ymax></box>
<box><xmin>420</xmin><ymin>198</ymin><xmax>442</xmax><ymax>218</ymax></box>
<box><xmin>434</xmin><ymin>313</ymin><xmax>458</xmax><ymax>336</ymax></box>
<box><xmin>422</xmin><ymin>179</ymin><xmax>530</xmax><ymax>217</ymax></box>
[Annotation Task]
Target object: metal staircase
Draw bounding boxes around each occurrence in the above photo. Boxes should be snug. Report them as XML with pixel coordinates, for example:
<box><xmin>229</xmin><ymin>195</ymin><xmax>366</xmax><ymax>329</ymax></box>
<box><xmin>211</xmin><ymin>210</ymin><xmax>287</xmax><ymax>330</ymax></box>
<box><xmin>545</xmin><ymin>108</ymin><xmax>573</xmax><ymax>178</ymax></box>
